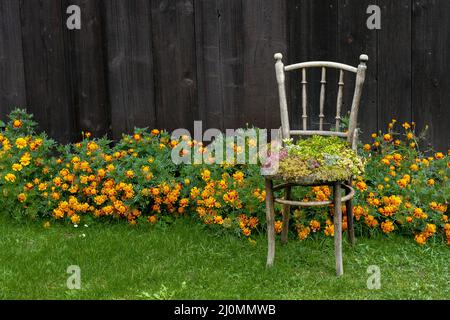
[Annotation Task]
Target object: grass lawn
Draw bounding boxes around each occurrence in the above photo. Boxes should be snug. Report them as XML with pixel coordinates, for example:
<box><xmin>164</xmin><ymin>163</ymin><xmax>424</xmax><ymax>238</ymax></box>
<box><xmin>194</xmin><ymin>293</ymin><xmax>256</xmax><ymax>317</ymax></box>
<box><xmin>0</xmin><ymin>214</ymin><xmax>448</xmax><ymax>300</ymax></box>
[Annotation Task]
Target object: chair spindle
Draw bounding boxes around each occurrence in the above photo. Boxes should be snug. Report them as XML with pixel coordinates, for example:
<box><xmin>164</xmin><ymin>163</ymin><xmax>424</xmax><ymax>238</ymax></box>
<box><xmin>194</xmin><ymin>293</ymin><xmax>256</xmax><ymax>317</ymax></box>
<box><xmin>301</xmin><ymin>68</ymin><xmax>308</xmax><ymax>130</ymax></box>
<box><xmin>335</xmin><ymin>70</ymin><xmax>344</xmax><ymax>132</ymax></box>
<box><xmin>319</xmin><ymin>67</ymin><xmax>326</xmax><ymax>130</ymax></box>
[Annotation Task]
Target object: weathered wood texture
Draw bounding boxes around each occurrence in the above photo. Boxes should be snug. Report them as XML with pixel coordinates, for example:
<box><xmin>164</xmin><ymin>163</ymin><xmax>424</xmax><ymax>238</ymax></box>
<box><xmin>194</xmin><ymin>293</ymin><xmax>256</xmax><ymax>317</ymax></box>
<box><xmin>0</xmin><ymin>0</ymin><xmax>448</xmax><ymax>150</ymax></box>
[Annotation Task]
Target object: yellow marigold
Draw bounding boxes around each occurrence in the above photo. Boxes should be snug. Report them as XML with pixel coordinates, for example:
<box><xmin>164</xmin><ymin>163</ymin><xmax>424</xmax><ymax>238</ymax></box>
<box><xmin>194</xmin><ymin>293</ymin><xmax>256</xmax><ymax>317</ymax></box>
<box><xmin>232</xmin><ymin>171</ymin><xmax>244</xmax><ymax>183</ymax></box>
<box><xmin>356</xmin><ymin>181</ymin><xmax>367</xmax><ymax>192</ymax></box>
<box><xmin>363</xmin><ymin>144</ymin><xmax>371</xmax><ymax>151</ymax></box>
<box><xmin>406</xmin><ymin>132</ymin><xmax>414</xmax><ymax>140</ymax></box>
<box><xmin>424</xmin><ymin>223</ymin><xmax>436</xmax><ymax>237</ymax></box>
<box><xmin>397</xmin><ymin>179</ymin><xmax>408</xmax><ymax>188</ymax></box>
<box><xmin>214</xmin><ymin>215</ymin><xmax>224</xmax><ymax>225</ymax></box>
<box><xmin>125</xmin><ymin>170</ymin><xmax>134</xmax><ymax>178</ymax></box>
<box><xmin>324</xmin><ymin>224</ymin><xmax>334</xmax><ymax>237</ymax></box>
<box><xmin>201</xmin><ymin>169</ymin><xmax>211</xmax><ymax>181</ymax></box>
<box><xmin>410</xmin><ymin>164</ymin><xmax>419</xmax><ymax>171</ymax></box>
<box><xmin>241</xmin><ymin>227</ymin><xmax>251</xmax><ymax>237</ymax></box>
<box><xmin>365</xmin><ymin>215</ymin><xmax>378</xmax><ymax>228</ymax></box>
<box><xmin>406</xmin><ymin>216</ymin><xmax>413</xmax><ymax>223</ymax></box>
<box><xmin>87</xmin><ymin>142</ymin><xmax>99</xmax><ymax>152</ymax></box>
<box><xmin>4</xmin><ymin>173</ymin><xmax>16</xmax><ymax>183</ymax></box>
<box><xmin>427</xmin><ymin>179</ymin><xmax>435</xmax><ymax>186</ymax></box>
<box><xmin>20</xmin><ymin>152</ymin><xmax>31</xmax><ymax>166</ymax></box>
<box><xmin>70</xmin><ymin>214</ymin><xmax>80</xmax><ymax>225</ymax></box>
<box><xmin>148</xmin><ymin>215</ymin><xmax>158</xmax><ymax>224</ymax></box>
<box><xmin>435</xmin><ymin>152</ymin><xmax>444</xmax><ymax>160</ymax></box>
<box><xmin>309</xmin><ymin>220</ymin><xmax>321</xmax><ymax>232</ymax></box>
<box><xmin>298</xmin><ymin>225</ymin><xmax>311</xmax><ymax>240</ymax></box>
<box><xmin>179</xmin><ymin>198</ymin><xmax>189</xmax><ymax>208</ymax></box>
<box><xmin>13</xmin><ymin>119</ymin><xmax>22</xmax><ymax>128</ymax></box>
<box><xmin>17</xmin><ymin>193</ymin><xmax>27</xmax><ymax>202</ymax></box>
<box><xmin>371</xmin><ymin>133</ymin><xmax>377</xmax><ymax>138</ymax></box>
<box><xmin>151</xmin><ymin>129</ymin><xmax>160</xmax><ymax>136</ymax></box>
<box><xmin>12</xmin><ymin>163</ymin><xmax>23</xmax><ymax>171</ymax></box>
<box><xmin>414</xmin><ymin>233</ymin><xmax>427</xmax><ymax>245</ymax></box>
<box><xmin>15</xmin><ymin>137</ymin><xmax>27</xmax><ymax>149</ymax></box>
<box><xmin>274</xmin><ymin>221</ymin><xmax>283</xmax><ymax>234</ymax></box>
<box><xmin>438</xmin><ymin>204</ymin><xmax>447</xmax><ymax>213</ymax></box>
<box><xmin>381</xmin><ymin>221</ymin><xmax>395</xmax><ymax>234</ymax></box>
<box><xmin>383</xmin><ymin>134</ymin><xmax>392</xmax><ymax>142</ymax></box>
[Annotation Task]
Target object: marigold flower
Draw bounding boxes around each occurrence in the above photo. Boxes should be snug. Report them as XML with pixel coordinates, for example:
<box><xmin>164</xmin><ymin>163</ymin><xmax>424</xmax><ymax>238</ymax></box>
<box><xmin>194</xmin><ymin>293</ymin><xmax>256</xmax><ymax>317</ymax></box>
<box><xmin>151</xmin><ymin>129</ymin><xmax>160</xmax><ymax>136</ymax></box>
<box><xmin>15</xmin><ymin>137</ymin><xmax>27</xmax><ymax>149</ymax></box>
<box><xmin>4</xmin><ymin>173</ymin><xmax>16</xmax><ymax>183</ymax></box>
<box><xmin>17</xmin><ymin>193</ymin><xmax>27</xmax><ymax>202</ymax></box>
<box><xmin>148</xmin><ymin>215</ymin><xmax>158</xmax><ymax>224</ymax></box>
<box><xmin>71</xmin><ymin>214</ymin><xmax>81</xmax><ymax>225</ymax></box>
<box><xmin>356</xmin><ymin>181</ymin><xmax>367</xmax><ymax>192</ymax></box>
<box><xmin>201</xmin><ymin>169</ymin><xmax>211</xmax><ymax>181</ymax></box>
<box><xmin>415</xmin><ymin>233</ymin><xmax>427</xmax><ymax>245</ymax></box>
<box><xmin>435</xmin><ymin>152</ymin><xmax>444</xmax><ymax>159</ymax></box>
<box><xmin>13</xmin><ymin>119</ymin><xmax>22</xmax><ymax>128</ymax></box>
<box><xmin>427</xmin><ymin>179</ymin><xmax>435</xmax><ymax>186</ymax></box>
<box><xmin>12</xmin><ymin>163</ymin><xmax>23</xmax><ymax>171</ymax></box>
<box><xmin>381</xmin><ymin>221</ymin><xmax>395</xmax><ymax>234</ymax></box>
<box><xmin>383</xmin><ymin>134</ymin><xmax>392</xmax><ymax>142</ymax></box>
<box><xmin>274</xmin><ymin>221</ymin><xmax>283</xmax><ymax>234</ymax></box>
<box><xmin>309</xmin><ymin>220</ymin><xmax>321</xmax><ymax>232</ymax></box>
<box><xmin>242</xmin><ymin>227</ymin><xmax>251</xmax><ymax>237</ymax></box>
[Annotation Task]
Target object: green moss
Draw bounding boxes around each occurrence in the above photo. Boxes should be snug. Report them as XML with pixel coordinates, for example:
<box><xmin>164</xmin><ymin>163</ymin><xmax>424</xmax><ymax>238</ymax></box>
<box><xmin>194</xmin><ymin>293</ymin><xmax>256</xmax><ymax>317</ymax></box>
<box><xmin>277</xmin><ymin>136</ymin><xmax>364</xmax><ymax>182</ymax></box>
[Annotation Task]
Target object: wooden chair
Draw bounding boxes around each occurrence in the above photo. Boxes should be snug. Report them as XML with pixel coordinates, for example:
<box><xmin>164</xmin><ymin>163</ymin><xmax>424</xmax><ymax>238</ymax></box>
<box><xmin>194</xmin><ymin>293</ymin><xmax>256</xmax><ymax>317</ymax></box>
<box><xmin>265</xmin><ymin>53</ymin><xmax>368</xmax><ymax>276</ymax></box>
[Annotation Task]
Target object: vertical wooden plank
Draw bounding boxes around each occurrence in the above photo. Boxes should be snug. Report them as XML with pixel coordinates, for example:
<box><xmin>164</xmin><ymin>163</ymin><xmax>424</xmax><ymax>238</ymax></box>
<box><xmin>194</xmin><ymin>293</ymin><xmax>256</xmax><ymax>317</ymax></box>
<box><xmin>194</xmin><ymin>0</ymin><xmax>223</xmax><ymax>129</ymax></box>
<box><xmin>195</xmin><ymin>0</ymin><xmax>246</xmax><ymax>131</ymax></box>
<box><xmin>378</xmin><ymin>0</ymin><xmax>412</xmax><ymax>132</ymax></box>
<box><xmin>338</xmin><ymin>0</ymin><xmax>378</xmax><ymax>141</ymax></box>
<box><xmin>412</xmin><ymin>0</ymin><xmax>450</xmax><ymax>151</ymax></box>
<box><xmin>288</xmin><ymin>0</ymin><xmax>339</xmax><ymax>131</ymax></box>
<box><xmin>151</xmin><ymin>0</ymin><xmax>198</xmax><ymax>133</ymax></box>
<box><xmin>241</xmin><ymin>0</ymin><xmax>287</xmax><ymax>130</ymax></box>
<box><xmin>217</xmin><ymin>0</ymin><xmax>244</xmax><ymax>129</ymax></box>
<box><xmin>102</xmin><ymin>0</ymin><xmax>156</xmax><ymax>140</ymax></box>
<box><xmin>0</xmin><ymin>0</ymin><xmax>27</xmax><ymax>118</ymax></box>
<box><xmin>62</xmin><ymin>0</ymin><xmax>110</xmax><ymax>139</ymax></box>
<box><xmin>20</xmin><ymin>0</ymin><xmax>75</xmax><ymax>142</ymax></box>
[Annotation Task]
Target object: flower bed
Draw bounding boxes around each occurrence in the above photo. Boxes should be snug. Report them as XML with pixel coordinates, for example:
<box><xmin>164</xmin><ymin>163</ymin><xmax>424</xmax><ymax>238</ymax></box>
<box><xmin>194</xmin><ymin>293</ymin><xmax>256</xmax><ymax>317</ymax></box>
<box><xmin>0</xmin><ymin>109</ymin><xmax>449</xmax><ymax>245</ymax></box>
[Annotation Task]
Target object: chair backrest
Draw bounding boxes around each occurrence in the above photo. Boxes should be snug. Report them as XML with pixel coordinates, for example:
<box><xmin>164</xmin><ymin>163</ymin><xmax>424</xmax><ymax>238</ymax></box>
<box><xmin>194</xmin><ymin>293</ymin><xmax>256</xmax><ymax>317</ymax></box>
<box><xmin>274</xmin><ymin>53</ymin><xmax>368</xmax><ymax>147</ymax></box>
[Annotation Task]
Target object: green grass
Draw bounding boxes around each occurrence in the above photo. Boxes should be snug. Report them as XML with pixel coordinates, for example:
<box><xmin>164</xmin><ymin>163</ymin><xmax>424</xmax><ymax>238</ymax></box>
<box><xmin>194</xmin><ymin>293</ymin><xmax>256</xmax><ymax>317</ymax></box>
<box><xmin>0</xmin><ymin>214</ymin><xmax>448</xmax><ymax>300</ymax></box>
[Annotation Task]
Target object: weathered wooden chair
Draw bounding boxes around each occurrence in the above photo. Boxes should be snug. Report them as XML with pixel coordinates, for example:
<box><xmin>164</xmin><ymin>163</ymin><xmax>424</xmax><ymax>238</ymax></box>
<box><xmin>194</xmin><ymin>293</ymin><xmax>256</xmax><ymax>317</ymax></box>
<box><xmin>265</xmin><ymin>53</ymin><xmax>368</xmax><ymax>276</ymax></box>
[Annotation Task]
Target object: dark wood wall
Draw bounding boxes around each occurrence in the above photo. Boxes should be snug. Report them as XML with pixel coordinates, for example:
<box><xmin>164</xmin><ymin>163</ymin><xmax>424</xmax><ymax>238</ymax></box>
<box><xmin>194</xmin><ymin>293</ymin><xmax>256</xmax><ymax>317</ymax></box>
<box><xmin>0</xmin><ymin>0</ymin><xmax>449</xmax><ymax>150</ymax></box>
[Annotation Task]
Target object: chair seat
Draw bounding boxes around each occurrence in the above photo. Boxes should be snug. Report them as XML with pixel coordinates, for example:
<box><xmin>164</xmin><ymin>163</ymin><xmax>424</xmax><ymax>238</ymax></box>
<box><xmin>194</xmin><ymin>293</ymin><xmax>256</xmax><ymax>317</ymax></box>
<box><xmin>262</xmin><ymin>135</ymin><xmax>363</xmax><ymax>184</ymax></box>
<box><xmin>265</xmin><ymin>173</ymin><xmax>347</xmax><ymax>186</ymax></box>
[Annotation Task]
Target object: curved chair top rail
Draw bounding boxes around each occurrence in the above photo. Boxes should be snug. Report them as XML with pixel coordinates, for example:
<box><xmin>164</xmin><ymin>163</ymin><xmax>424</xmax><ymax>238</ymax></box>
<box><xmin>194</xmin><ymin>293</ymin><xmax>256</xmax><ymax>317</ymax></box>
<box><xmin>273</xmin><ymin>52</ymin><xmax>368</xmax><ymax>145</ymax></box>
<box><xmin>284</xmin><ymin>61</ymin><xmax>358</xmax><ymax>73</ymax></box>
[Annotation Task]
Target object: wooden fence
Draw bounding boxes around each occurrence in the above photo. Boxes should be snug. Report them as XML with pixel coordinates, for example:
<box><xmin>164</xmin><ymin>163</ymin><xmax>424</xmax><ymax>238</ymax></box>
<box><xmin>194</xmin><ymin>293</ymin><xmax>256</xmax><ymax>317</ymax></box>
<box><xmin>0</xmin><ymin>0</ymin><xmax>449</xmax><ymax>150</ymax></box>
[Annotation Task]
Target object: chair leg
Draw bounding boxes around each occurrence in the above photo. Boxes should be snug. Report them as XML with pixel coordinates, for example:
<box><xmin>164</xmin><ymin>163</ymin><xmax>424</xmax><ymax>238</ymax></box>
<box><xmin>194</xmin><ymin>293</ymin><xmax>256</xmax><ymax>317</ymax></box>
<box><xmin>265</xmin><ymin>178</ymin><xmax>275</xmax><ymax>267</ymax></box>
<box><xmin>333</xmin><ymin>182</ymin><xmax>343</xmax><ymax>276</ymax></box>
<box><xmin>281</xmin><ymin>186</ymin><xmax>291</xmax><ymax>245</ymax></box>
<box><xmin>346</xmin><ymin>197</ymin><xmax>356</xmax><ymax>246</ymax></box>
